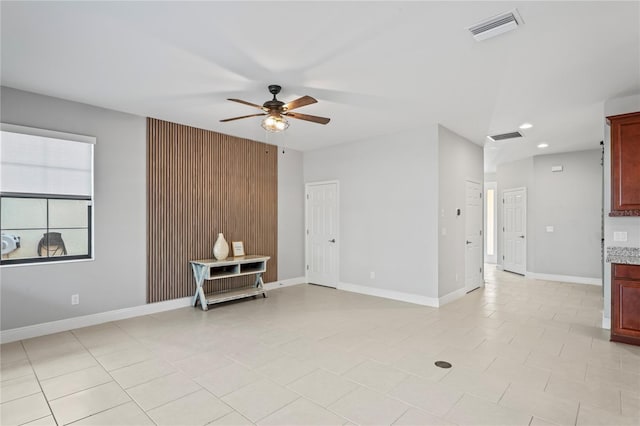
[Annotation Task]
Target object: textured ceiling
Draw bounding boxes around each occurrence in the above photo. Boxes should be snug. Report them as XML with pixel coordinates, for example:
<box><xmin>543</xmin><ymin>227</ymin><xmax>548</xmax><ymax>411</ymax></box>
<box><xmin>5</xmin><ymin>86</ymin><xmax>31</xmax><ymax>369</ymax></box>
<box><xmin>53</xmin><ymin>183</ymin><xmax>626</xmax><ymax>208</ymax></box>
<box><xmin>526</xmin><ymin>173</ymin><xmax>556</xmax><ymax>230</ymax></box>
<box><xmin>1</xmin><ymin>1</ymin><xmax>639</xmax><ymax>171</ymax></box>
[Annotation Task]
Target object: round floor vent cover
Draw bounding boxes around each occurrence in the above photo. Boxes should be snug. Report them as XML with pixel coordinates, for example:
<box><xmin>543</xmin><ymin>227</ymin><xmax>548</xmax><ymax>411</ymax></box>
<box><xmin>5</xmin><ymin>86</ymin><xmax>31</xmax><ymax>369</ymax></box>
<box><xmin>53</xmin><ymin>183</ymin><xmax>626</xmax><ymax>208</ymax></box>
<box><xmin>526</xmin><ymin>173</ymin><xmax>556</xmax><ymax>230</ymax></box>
<box><xmin>434</xmin><ymin>361</ymin><xmax>452</xmax><ymax>369</ymax></box>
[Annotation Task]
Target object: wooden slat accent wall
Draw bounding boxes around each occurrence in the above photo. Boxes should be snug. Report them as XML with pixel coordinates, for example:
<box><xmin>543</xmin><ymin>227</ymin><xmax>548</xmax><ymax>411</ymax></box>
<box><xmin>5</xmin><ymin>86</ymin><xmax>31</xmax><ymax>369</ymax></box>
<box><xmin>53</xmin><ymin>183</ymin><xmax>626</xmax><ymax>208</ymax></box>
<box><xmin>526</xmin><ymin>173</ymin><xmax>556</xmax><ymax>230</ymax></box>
<box><xmin>147</xmin><ymin>118</ymin><xmax>278</xmax><ymax>303</ymax></box>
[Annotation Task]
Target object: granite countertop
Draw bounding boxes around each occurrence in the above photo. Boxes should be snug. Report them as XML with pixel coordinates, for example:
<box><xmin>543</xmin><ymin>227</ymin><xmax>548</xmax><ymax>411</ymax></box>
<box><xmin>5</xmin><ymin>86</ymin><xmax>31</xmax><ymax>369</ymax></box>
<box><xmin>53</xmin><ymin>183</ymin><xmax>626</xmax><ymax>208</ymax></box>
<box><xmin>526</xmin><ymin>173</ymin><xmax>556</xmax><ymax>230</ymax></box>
<box><xmin>607</xmin><ymin>247</ymin><xmax>640</xmax><ymax>265</ymax></box>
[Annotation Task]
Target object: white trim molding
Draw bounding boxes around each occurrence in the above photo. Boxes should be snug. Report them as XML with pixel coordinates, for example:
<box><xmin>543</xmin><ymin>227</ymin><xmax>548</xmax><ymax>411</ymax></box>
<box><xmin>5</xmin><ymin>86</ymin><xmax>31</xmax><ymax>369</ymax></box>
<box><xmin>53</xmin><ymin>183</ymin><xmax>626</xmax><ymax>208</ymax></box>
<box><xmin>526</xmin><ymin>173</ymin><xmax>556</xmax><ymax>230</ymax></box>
<box><xmin>1</xmin><ymin>122</ymin><xmax>96</xmax><ymax>144</ymax></box>
<box><xmin>1</xmin><ymin>278</ymin><xmax>307</xmax><ymax>344</ymax></box>
<box><xmin>438</xmin><ymin>287</ymin><xmax>467</xmax><ymax>306</ymax></box>
<box><xmin>602</xmin><ymin>314</ymin><xmax>611</xmax><ymax>330</ymax></box>
<box><xmin>264</xmin><ymin>276</ymin><xmax>306</xmax><ymax>290</ymax></box>
<box><xmin>525</xmin><ymin>271</ymin><xmax>602</xmax><ymax>286</ymax></box>
<box><xmin>337</xmin><ymin>282</ymin><xmax>439</xmax><ymax>307</ymax></box>
<box><xmin>337</xmin><ymin>282</ymin><xmax>468</xmax><ymax>308</ymax></box>
<box><xmin>0</xmin><ymin>297</ymin><xmax>193</xmax><ymax>344</ymax></box>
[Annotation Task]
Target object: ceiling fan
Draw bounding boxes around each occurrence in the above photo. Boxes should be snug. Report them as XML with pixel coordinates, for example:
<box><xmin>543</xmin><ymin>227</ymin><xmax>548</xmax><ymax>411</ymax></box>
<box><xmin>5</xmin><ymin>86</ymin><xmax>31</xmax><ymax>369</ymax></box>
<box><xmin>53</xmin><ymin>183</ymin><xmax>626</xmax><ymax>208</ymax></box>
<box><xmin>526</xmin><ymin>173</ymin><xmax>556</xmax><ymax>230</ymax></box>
<box><xmin>220</xmin><ymin>85</ymin><xmax>330</xmax><ymax>132</ymax></box>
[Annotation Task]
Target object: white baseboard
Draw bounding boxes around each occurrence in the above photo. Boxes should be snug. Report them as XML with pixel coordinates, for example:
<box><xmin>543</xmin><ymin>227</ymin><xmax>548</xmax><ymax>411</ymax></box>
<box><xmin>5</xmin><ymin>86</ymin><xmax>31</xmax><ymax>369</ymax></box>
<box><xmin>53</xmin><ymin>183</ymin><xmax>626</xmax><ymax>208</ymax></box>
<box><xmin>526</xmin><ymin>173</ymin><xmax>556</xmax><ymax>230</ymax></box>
<box><xmin>438</xmin><ymin>287</ymin><xmax>467</xmax><ymax>306</ymax></box>
<box><xmin>525</xmin><ymin>271</ymin><xmax>602</xmax><ymax>286</ymax></box>
<box><xmin>602</xmin><ymin>314</ymin><xmax>611</xmax><ymax>330</ymax></box>
<box><xmin>337</xmin><ymin>282</ymin><xmax>439</xmax><ymax>307</ymax></box>
<box><xmin>1</xmin><ymin>277</ymin><xmax>307</xmax><ymax>344</ymax></box>
<box><xmin>0</xmin><ymin>296</ymin><xmax>193</xmax><ymax>344</ymax></box>
<box><xmin>264</xmin><ymin>276</ymin><xmax>306</xmax><ymax>290</ymax></box>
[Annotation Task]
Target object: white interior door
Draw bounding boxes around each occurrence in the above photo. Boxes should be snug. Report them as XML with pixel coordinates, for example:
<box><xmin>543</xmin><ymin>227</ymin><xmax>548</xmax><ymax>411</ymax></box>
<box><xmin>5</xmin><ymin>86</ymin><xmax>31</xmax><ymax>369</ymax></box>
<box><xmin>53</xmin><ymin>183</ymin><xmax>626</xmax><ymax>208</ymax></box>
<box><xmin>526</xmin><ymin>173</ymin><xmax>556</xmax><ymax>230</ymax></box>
<box><xmin>503</xmin><ymin>188</ymin><xmax>527</xmax><ymax>275</ymax></box>
<box><xmin>306</xmin><ymin>182</ymin><xmax>339</xmax><ymax>287</ymax></box>
<box><xmin>465</xmin><ymin>181</ymin><xmax>483</xmax><ymax>292</ymax></box>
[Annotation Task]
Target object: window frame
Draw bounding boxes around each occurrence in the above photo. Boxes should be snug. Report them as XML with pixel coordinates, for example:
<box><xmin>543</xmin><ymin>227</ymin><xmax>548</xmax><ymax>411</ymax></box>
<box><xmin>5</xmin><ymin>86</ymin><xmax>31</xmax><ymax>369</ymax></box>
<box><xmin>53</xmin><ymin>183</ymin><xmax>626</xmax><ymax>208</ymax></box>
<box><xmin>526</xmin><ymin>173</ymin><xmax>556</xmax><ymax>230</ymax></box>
<box><xmin>0</xmin><ymin>123</ymin><xmax>95</xmax><ymax>267</ymax></box>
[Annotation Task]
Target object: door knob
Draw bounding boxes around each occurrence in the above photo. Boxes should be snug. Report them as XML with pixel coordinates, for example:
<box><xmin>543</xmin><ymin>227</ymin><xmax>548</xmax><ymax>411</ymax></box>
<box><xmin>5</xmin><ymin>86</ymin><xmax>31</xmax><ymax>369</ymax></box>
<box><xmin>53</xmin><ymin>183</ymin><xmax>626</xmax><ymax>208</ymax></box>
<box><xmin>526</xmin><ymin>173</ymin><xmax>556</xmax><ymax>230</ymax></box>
<box><xmin>466</xmin><ymin>240</ymin><xmax>472</xmax><ymax>244</ymax></box>
<box><xmin>329</xmin><ymin>239</ymin><xmax>336</xmax><ymax>243</ymax></box>
<box><xmin>519</xmin><ymin>235</ymin><xmax>525</xmax><ymax>239</ymax></box>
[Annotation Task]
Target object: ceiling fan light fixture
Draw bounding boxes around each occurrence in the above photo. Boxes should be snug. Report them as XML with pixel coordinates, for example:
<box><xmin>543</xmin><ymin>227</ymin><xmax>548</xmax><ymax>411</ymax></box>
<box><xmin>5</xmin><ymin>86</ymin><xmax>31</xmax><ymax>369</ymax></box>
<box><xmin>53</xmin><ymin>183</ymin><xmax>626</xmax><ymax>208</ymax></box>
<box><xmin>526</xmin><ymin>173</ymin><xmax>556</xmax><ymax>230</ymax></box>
<box><xmin>262</xmin><ymin>114</ymin><xmax>289</xmax><ymax>132</ymax></box>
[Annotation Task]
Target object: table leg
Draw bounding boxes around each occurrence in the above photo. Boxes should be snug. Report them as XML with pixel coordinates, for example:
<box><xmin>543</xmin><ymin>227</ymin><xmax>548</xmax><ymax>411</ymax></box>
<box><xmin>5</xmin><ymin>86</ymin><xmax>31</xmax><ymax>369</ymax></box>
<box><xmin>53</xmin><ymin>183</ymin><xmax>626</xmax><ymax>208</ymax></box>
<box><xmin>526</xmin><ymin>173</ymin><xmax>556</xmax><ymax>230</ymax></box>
<box><xmin>191</xmin><ymin>263</ymin><xmax>209</xmax><ymax>311</ymax></box>
<box><xmin>255</xmin><ymin>272</ymin><xmax>267</xmax><ymax>298</ymax></box>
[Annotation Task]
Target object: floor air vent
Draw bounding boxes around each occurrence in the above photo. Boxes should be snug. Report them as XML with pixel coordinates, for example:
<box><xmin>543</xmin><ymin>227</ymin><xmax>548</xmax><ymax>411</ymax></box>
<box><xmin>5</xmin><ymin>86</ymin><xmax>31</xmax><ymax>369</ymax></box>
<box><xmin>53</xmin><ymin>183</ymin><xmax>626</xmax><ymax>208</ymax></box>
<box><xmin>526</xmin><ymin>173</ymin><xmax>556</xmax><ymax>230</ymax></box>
<box><xmin>467</xmin><ymin>9</ymin><xmax>524</xmax><ymax>41</ymax></box>
<box><xmin>488</xmin><ymin>131</ymin><xmax>523</xmax><ymax>141</ymax></box>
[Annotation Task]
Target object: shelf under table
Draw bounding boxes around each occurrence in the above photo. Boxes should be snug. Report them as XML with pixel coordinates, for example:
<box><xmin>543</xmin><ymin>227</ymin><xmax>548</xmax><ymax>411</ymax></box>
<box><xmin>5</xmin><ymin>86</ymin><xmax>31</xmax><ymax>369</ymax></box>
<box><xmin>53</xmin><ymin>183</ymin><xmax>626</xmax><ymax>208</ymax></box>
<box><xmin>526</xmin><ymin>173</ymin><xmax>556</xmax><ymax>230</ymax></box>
<box><xmin>202</xmin><ymin>287</ymin><xmax>266</xmax><ymax>305</ymax></box>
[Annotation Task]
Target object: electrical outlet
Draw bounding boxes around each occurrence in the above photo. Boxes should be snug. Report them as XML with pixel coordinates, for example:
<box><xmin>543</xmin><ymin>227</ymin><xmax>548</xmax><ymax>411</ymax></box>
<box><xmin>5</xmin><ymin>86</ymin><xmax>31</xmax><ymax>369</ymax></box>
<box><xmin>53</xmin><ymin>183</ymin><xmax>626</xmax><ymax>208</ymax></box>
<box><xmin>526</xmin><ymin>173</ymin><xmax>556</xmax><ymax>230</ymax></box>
<box><xmin>71</xmin><ymin>294</ymin><xmax>79</xmax><ymax>305</ymax></box>
<box><xmin>370</xmin><ymin>271</ymin><xmax>375</xmax><ymax>279</ymax></box>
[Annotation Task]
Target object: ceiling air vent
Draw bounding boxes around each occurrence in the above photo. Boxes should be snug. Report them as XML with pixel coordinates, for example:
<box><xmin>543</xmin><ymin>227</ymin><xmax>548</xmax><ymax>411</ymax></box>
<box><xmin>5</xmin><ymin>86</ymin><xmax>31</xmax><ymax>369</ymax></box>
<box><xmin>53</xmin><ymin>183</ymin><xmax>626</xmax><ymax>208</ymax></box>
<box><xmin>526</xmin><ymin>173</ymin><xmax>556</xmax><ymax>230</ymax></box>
<box><xmin>488</xmin><ymin>131</ymin><xmax>523</xmax><ymax>142</ymax></box>
<box><xmin>467</xmin><ymin>9</ymin><xmax>524</xmax><ymax>41</ymax></box>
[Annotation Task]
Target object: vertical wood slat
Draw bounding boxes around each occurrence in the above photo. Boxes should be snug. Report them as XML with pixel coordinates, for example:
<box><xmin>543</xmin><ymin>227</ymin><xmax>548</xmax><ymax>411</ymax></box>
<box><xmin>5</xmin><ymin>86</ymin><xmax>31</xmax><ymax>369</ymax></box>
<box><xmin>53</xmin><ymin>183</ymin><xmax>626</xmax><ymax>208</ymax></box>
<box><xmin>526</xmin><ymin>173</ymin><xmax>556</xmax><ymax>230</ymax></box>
<box><xmin>147</xmin><ymin>118</ymin><xmax>278</xmax><ymax>303</ymax></box>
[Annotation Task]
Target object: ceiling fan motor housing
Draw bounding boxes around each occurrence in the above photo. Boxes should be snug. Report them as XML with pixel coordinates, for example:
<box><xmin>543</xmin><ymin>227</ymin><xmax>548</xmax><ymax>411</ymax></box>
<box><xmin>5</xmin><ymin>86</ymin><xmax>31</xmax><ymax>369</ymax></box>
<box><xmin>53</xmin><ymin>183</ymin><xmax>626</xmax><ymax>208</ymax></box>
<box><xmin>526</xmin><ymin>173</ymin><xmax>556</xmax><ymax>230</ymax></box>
<box><xmin>263</xmin><ymin>99</ymin><xmax>284</xmax><ymax>110</ymax></box>
<box><xmin>264</xmin><ymin>84</ymin><xmax>284</xmax><ymax>110</ymax></box>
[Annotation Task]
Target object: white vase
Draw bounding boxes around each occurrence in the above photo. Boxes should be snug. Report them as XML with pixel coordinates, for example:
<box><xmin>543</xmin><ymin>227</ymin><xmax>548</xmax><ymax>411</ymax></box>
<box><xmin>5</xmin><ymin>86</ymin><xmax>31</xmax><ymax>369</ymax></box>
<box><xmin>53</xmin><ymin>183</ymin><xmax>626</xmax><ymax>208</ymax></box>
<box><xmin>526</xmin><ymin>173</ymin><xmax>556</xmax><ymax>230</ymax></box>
<box><xmin>213</xmin><ymin>233</ymin><xmax>229</xmax><ymax>260</ymax></box>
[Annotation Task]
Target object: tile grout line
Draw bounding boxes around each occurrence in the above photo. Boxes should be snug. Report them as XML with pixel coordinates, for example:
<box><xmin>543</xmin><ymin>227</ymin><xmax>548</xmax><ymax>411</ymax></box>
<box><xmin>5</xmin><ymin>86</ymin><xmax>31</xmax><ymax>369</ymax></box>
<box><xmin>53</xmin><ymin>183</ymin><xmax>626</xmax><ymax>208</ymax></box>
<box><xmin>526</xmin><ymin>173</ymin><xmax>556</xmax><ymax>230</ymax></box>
<box><xmin>497</xmin><ymin>382</ymin><xmax>512</xmax><ymax>405</ymax></box>
<box><xmin>198</xmin><ymin>385</ymin><xmax>257</xmax><ymax>425</ymax></box>
<box><xmin>18</xmin><ymin>339</ymin><xmax>60</xmax><ymax>426</ymax></box>
<box><xmin>252</xmin><ymin>395</ymin><xmax>303</xmax><ymax>424</ymax></box>
<box><xmin>389</xmin><ymin>406</ymin><xmax>410</xmax><ymax>426</ymax></box>
<box><xmin>69</xmin><ymin>327</ymin><xmax>156</xmax><ymax>425</ymax></box>
<box><xmin>140</xmin><ymin>387</ymin><xmax>203</xmax><ymax>416</ymax></box>
<box><xmin>64</xmin><ymin>400</ymin><xmax>137</xmax><ymax>426</ymax></box>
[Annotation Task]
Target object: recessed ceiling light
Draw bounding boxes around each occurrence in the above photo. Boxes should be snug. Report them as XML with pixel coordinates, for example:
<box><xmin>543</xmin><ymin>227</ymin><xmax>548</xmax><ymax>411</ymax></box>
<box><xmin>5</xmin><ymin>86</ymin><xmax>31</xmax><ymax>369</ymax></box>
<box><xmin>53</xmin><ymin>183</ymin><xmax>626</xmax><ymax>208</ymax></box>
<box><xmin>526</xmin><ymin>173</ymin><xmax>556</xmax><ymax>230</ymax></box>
<box><xmin>519</xmin><ymin>123</ymin><xmax>533</xmax><ymax>129</ymax></box>
<box><xmin>537</xmin><ymin>143</ymin><xmax>549</xmax><ymax>148</ymax></box>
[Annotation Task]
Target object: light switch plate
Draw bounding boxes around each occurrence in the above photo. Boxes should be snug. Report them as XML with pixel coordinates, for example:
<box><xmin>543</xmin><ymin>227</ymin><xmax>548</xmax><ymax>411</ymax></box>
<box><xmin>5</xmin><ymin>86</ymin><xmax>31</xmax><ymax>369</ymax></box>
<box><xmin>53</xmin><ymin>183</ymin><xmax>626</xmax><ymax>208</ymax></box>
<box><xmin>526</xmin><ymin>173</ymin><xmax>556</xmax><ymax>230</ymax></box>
<box><xmin>613</xmin><ymin>231</ymin><xmax>628</xmax><ymax>242</ymax></box>
<box><xmin>546</xmin><ymin>226</ymin><xmax>554</xmax><ymax>233</ymax></box>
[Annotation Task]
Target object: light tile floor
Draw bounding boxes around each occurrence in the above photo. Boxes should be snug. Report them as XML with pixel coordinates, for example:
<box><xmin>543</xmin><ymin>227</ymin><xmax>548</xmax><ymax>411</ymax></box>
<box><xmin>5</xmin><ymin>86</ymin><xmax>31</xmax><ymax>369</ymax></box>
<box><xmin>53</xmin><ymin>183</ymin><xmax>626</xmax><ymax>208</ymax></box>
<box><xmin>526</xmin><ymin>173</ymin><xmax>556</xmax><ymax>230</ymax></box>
<box><xmin>2</xmin><ymin>266</ymin><xmax>640</xmax><ymax>425</ymax></box>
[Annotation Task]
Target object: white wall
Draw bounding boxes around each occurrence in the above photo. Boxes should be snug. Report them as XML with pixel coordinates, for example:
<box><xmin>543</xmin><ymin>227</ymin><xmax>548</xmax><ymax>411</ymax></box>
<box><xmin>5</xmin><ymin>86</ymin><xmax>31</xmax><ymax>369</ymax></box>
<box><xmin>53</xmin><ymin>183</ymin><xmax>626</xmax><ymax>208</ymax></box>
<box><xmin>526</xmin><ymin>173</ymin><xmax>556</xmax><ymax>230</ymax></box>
<box><xmin>437</xmin><ymin>125</ymin><xmax>483</xmax><ymax>297</ymax></box>
<box><xmin>530</xmin><ymin>149</ymin><xmax>602</xmax><ymax>279</ymax></box>
<box><xmin>484</xmin><ymin>172</ymin><xmax>497</xmax><ymax>182</ymax></box>
<box><xmin>496</xmin><ymin>151</ymin><xmax>602</xmax><ymax>281</ymax></box>
<box><xmin>303</xmin><ymin>127</ymin><xmax>440</xmax><ymax>299</ymax></box>
<box><xmin>0</xmin><ymin>87</ymin><xmax>147</xmax><ymax>330</ymax></box>
<box><xmin>277</xmin><ymin>147</ymin><xmax>305</xmax><ymax>279</ymax></box>
<box><xmin>603</xmin><ymin>93</ymin><xmax>640</xmax><ymax>324</ymax></box>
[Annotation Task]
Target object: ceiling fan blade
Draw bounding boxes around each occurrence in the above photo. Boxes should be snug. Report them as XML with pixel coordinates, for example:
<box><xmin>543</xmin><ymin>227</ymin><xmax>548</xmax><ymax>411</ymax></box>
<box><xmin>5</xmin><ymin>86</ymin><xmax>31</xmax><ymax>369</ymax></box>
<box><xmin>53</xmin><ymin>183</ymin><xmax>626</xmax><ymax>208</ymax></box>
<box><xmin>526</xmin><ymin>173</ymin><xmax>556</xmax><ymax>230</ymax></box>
<box><xmin>286</xmin><ymin>112</ymin><xmax>330</xmax><ymax>125</ymax></box>
<box><xmin>220</xmin><ymin>113</ymin><xmax>266</xmax><ymax>122</ymax></box>
<box><xmin>283</xmin><ymin>95</ymin><xmax>318</xmax><ymax>111</ymax></box>
<box><xmin>227</xmin><ymin>98</ymin><xmax>265</xmax><ymax>110</ymax></box>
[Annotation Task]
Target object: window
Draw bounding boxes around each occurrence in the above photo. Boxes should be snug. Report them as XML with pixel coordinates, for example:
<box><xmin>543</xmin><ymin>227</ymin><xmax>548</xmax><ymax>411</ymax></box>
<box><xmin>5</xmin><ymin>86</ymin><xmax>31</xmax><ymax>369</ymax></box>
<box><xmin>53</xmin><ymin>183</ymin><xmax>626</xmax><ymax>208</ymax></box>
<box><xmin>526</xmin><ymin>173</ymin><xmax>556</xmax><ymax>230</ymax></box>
<box><xmin>1</xmin><ymin>124</ymin><xmax>94</xmax><ymax>265</ymax></box>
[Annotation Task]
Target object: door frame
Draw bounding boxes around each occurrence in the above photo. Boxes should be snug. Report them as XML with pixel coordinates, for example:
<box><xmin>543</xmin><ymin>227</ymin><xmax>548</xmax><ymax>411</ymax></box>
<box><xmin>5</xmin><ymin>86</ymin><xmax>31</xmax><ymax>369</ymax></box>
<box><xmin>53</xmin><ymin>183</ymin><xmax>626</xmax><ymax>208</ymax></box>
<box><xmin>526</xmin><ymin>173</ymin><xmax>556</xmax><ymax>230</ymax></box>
<box><xmin>465</xmin><ymin>179</ymin><xmax>484</xmax><ymax>293</ymax></box>
<box><xmin>304</xmin><ymin>180</ymin><xmax>340</xmax><ymax>287</ymax></box>
<box><xmin>502</xmin><ymin>186</ymin><xmax>527</xmax><ymax>275</ymax></box>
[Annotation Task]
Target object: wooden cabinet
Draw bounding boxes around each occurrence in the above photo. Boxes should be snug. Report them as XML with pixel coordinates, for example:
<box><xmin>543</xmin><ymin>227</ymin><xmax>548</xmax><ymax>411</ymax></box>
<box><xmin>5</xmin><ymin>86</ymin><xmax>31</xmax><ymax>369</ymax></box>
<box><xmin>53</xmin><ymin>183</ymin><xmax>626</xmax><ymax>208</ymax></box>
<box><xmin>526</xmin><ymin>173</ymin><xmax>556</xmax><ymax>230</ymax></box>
<box><xmin>608</xmin><ymin>111</ymin><xmax>640</xmax><ymax>216</ymax></box>
<box><xmin>611</xmin><ymin>264</ymin><xmax>640</xmax><ymax>345</ymax></box>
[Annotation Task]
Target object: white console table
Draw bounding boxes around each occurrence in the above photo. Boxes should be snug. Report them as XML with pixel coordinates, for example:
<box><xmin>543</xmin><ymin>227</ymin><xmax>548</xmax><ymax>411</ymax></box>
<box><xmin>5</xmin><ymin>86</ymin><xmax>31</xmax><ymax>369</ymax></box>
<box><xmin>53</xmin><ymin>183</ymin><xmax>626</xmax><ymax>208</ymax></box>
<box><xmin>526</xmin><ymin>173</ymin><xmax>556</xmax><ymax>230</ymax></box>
<box><xmin>189</xmin><ymin>255</ymin><xmax>270</xmax><ymax>311</ymax></box>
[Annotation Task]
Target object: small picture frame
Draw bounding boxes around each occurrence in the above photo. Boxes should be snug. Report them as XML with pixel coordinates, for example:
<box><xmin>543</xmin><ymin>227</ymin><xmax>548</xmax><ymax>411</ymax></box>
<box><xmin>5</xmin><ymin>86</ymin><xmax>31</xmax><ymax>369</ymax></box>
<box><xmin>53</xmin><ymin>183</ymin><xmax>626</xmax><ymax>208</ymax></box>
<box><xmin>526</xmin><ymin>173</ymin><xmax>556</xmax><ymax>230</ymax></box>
<box><xmin>232</xmin><ymin>241</ymin><xmax>245</xmax><ymax>257</ymax></box>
